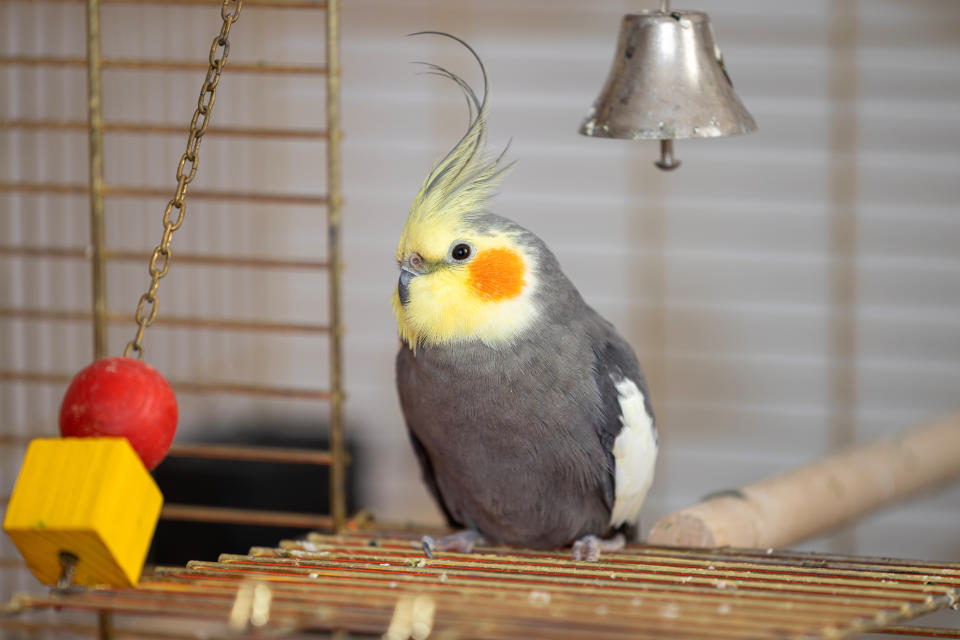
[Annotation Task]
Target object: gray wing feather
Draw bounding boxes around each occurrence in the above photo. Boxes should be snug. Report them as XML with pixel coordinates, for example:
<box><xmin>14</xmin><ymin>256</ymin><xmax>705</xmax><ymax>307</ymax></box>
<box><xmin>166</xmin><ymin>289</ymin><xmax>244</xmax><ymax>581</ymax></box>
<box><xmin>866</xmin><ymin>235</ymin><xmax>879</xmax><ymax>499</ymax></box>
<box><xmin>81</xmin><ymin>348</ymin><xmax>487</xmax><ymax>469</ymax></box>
<box><xmin>588</xmin><ymin>313</ymin><xmax>655</xmax><ymax>512</ymax></box>
<box><xmin>405</xmin><ymin>425</ymin><xmax>459</xmax><ymax>527</ymax></box>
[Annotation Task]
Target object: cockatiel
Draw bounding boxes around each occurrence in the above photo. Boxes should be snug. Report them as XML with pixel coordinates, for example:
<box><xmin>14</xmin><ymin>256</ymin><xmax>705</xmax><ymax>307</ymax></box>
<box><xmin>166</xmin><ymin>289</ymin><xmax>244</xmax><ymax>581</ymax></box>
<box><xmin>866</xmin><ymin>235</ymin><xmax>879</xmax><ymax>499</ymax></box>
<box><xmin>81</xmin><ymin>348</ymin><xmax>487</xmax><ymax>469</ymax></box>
<box><xmin>392</xmin><ymin>33</ymin><xmax>657</xmax><ymax>561</ymax></box>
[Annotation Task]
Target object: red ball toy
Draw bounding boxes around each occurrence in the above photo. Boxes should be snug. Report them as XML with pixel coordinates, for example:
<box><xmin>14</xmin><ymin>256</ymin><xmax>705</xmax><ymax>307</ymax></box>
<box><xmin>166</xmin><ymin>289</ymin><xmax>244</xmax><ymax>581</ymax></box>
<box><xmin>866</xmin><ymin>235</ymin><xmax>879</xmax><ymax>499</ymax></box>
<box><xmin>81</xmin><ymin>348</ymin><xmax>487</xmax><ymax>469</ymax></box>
<box><xmin>59</xmin><ymin>357</ymin><xmax>178</xmax><ymax>471</ymax></box>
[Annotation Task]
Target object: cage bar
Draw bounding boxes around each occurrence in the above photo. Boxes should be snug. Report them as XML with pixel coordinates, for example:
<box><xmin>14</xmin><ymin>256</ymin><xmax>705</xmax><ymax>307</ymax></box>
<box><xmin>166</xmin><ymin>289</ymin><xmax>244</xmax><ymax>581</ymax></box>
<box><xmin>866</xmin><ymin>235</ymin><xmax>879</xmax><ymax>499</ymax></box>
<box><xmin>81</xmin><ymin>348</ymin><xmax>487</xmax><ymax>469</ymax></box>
<box><xmin>8</xmin><ymin>0</ymin><xmax>329</xmax><ymax>8</ymax></box>
<box><xmin>0</xmin><ymin>437</ymin><xmax>335</xmax><ymax>465</ymax></box>
<box><xmin>0</xmin><ymin>56</ymin><xmax>326</xmax><ymax>75</ymax></box>
<box><xmin>325</xmin><ymin>0</ymin><xmax>347</xmax><ymax>532</ymax></box>
<box><xmin>0</xmin><ymin>119</ymin><xmax>327</xmax><ymax>139</ymax></box>
<box><xmin>85</xmin><ymin>0</ymin><xmax>108</xmax><ymax>359</ymax></box>
<box><xmin>0</xmin><ymin>370</ymin><xmax>330</xmax><ymax>400</ymax></box>
<box><xmin>166</xmin><ymin>443</ymin><xmax>335</xmax><ymax>465</ymax></box>
<box><xmin>160</xmin><ymin>505</ymin><xmax>334</xmax><ymax>529</ymax></box>
<box><xmin>0</xmin><ymin>245</ymin><xmax>330</xmax><ymax>270</ymax></box>
<box><xmin>0</xmin><ymin>308</ymin><xmax>332</xmax><ymax>335</ymax></box>
<box><xmin>0</xmin><ymin>182</ymin><xmax>328</xmax><ymax>205</ymax></box>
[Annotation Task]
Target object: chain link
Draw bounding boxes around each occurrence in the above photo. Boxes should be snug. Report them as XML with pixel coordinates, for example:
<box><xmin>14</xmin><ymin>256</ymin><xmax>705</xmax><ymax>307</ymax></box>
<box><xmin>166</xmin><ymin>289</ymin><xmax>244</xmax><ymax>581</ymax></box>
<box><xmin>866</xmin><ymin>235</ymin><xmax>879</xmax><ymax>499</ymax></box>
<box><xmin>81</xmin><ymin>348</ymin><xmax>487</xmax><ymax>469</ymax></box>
<box><xmin>124</xmin><ymin>0</ymin><xmax>242</xmax><ymax>359</ymax></box>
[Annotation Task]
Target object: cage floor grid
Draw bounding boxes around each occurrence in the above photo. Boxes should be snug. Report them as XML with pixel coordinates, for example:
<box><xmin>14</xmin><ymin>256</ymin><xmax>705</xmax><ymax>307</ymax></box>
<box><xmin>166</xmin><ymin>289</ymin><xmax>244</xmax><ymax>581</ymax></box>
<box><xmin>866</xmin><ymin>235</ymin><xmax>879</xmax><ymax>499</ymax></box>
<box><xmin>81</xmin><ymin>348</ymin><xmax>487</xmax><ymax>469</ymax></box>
<box><xmin>3</xmin><ymin>529</ymin><xmax>959</xmax><ymax>639</ymax></box>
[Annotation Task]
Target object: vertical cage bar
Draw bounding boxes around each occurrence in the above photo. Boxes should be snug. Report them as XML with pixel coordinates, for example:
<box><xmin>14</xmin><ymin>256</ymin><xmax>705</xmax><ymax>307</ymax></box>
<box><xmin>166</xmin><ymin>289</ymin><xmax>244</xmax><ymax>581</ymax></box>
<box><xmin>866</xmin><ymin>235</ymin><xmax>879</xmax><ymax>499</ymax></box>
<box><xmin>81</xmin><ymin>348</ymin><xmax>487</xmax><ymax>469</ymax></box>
<box><xmin>86</xmin><ymin>0</ymin><xmax>108</xmax><ymax>359</ymax></box>
<box><xmin>826</xmin><ymin>0</ymin><xmax>859</xmax><ymax>553</ymax></box>
<box><xmin>97</xmin><ymin>611</ymin><xmax>113</xmax><ymax>640</ymax></box>
<box><xmin>325</xmin><ymin>0</ymin><xmax>347</xmax><ymax>531</ymax></box>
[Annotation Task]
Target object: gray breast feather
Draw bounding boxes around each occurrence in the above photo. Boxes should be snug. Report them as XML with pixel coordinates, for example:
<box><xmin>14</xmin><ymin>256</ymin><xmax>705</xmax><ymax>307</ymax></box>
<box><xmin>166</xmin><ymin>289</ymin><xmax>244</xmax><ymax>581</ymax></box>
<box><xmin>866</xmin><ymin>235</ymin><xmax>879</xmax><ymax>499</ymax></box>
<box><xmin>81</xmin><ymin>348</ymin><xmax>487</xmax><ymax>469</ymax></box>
<box><xmin>395</xmin><ymin>303</ymin><xmax>655</xmax><ymax>548</ymax></box>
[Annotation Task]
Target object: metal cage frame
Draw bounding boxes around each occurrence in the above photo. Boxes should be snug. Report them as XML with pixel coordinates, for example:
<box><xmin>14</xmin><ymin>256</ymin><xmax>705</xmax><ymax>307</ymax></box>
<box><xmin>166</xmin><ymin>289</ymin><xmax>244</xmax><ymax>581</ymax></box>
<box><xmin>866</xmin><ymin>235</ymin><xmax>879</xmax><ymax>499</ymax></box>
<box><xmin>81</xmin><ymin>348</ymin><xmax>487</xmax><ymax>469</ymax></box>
<box><xmin>0</xmin><ymin>0</ymin><xmax>347</xmax><ymax>544</ymax></box>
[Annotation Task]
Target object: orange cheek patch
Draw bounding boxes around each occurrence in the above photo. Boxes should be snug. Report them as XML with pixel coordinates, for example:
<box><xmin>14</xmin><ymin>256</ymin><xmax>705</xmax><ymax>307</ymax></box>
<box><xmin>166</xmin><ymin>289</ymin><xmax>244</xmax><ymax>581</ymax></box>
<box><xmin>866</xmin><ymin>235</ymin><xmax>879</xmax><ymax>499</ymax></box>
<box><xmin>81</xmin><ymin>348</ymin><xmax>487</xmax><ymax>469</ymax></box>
<box><xmin>467</xmin><ymin>248</ymin><xmax>526</xmax><ymax>301</ymax></box>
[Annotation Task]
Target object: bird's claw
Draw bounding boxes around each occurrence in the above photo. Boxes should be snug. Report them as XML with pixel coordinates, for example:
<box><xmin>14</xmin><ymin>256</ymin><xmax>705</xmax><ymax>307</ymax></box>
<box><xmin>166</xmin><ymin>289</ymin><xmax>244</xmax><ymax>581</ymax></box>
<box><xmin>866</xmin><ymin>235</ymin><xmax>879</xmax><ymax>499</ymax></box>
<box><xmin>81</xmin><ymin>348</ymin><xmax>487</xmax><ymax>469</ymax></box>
<box><xmin>572</xmin><ymin>533</ymin><xmax>626</xmax><ymax>562</ymax></box>
<box><xmin>421</xmin><ymin>536</ymin><xmax>436</xmax><ymax>559</ymax></box>
<box><xmin>572</xmin><ymin>536</ymin><xmax>599</xmax><ymax>562</ymax></box>
<box><xmin>417</xmin><ymin>530</ymin><xmax>485</xmax><ymax>557</ymax></box>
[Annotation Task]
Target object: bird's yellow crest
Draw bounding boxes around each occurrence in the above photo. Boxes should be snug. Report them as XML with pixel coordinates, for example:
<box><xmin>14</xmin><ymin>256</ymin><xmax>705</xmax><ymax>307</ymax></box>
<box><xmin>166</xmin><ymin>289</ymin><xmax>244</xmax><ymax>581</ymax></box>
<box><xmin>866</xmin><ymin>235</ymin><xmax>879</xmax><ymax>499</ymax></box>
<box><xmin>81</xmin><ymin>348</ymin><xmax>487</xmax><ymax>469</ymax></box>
<box><xmin>392</xmin><ymin>34</ymin><xmax>538</xmax><ymax>350</ymax></box>
<box><xmin>402</xmin><ymin>32</ymin><xmax>512</xmax><ymax>241</ymax></box>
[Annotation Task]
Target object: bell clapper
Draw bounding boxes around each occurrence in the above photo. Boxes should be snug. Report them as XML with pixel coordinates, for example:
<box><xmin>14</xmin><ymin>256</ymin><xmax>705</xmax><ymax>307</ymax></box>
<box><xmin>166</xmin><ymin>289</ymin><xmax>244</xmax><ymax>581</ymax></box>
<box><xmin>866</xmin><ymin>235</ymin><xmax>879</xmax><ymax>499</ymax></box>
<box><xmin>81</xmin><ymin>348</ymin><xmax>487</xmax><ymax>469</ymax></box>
<box><xmin>655</xmin><ymin>139</ymin><xmax>681</xmax><ymax>171</ymax></box>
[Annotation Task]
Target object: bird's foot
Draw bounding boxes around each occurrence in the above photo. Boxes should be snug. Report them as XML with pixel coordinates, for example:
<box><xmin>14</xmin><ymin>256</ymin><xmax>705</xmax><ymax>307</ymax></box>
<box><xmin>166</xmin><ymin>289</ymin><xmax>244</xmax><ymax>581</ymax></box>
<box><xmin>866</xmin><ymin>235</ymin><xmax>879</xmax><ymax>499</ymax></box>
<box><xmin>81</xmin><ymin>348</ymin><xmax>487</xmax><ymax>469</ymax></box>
<box><xmin>421</xmin><ymin>530</ymin><xmax>486</xmax><ymax>558</ymax></box>
<box><xmin>572</xmin><ymin>533</ymin><xmax>626</xmax><ymax>562</ymax></box>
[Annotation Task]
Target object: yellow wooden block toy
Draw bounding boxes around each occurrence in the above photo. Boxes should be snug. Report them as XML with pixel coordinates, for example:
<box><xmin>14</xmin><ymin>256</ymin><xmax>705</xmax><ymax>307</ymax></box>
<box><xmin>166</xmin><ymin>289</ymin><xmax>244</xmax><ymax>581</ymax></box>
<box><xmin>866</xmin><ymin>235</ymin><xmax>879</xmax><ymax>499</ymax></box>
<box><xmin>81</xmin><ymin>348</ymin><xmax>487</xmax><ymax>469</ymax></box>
<box><xmin>3</xmin><ymin>437</ymin><xmax>163</xmax><ymax>587</ymax></box>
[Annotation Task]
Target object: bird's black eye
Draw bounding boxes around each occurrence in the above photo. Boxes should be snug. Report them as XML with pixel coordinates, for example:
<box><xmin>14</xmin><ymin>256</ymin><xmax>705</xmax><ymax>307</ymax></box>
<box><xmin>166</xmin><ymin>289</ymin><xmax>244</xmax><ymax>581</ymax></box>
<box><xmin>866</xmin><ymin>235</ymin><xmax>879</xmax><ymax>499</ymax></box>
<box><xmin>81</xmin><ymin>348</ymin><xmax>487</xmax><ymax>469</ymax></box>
<box><xmin>451</xmin><ymin>243</ymin><xmax>472</xmax><ymax>261</ymax></box>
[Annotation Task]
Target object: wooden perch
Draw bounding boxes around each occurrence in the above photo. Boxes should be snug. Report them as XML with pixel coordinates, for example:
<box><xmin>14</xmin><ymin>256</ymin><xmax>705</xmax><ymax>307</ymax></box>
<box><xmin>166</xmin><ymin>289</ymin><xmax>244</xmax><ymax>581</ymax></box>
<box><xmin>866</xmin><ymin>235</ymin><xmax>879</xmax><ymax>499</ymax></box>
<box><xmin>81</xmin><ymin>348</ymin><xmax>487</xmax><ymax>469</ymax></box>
<box><xmin>648</xmin><ymin>411</ymin><xmax>960</xmax><ymax>549</ymax></box>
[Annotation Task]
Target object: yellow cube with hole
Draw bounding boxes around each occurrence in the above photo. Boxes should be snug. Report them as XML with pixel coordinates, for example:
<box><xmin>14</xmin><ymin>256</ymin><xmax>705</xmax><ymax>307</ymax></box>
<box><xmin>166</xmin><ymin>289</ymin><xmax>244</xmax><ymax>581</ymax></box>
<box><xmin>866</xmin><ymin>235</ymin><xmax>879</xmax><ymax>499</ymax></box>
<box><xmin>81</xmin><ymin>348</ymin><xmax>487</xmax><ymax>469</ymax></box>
<box><xmin>2</xmin><ymin>437</ymin><xmax>163</xmax><ymax>587</ymax></box>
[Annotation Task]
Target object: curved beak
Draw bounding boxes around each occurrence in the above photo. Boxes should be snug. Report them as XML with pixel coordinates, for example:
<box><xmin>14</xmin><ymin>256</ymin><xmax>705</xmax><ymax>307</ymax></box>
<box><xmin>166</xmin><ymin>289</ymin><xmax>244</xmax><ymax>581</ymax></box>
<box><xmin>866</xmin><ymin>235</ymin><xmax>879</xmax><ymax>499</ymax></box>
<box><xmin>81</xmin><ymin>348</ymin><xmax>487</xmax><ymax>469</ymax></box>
<box><xmin>398</xmin><ymin>267</ymin><xmax>417</xmax><ymax>306</ymax></box>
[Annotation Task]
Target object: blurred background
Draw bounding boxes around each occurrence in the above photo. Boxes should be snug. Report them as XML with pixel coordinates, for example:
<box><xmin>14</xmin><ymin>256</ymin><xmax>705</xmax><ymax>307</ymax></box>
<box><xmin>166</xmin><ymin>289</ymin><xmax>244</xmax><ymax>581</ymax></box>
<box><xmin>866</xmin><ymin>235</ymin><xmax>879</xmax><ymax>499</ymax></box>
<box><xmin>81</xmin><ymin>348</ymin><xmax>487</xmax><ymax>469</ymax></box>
<box><xmin>1</xmin><ymin>0</ymin><xmax>959</xmax><ymax>604</ymax></box>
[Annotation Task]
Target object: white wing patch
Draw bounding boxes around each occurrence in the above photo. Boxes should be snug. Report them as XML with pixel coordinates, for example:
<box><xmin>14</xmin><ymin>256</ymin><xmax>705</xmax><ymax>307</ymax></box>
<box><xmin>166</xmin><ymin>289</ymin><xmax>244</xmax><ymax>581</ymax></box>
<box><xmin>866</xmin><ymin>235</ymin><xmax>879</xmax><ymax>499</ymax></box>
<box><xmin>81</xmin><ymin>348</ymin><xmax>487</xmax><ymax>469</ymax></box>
<box><xmin>609</xmin><ymin>377</ymin><xmax>658</xmax><ymax>528</ymax></box>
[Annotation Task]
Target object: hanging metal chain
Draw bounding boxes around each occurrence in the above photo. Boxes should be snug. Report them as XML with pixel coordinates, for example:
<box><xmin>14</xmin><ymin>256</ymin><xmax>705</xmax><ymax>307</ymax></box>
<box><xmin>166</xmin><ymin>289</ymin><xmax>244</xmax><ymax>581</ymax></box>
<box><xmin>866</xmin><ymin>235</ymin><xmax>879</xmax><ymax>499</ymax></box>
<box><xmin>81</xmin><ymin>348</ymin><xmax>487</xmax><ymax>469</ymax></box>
<box><xmin>124</xmin><ymin>0</ymin><xmax>243</xmax><ymax>359</ymax></box>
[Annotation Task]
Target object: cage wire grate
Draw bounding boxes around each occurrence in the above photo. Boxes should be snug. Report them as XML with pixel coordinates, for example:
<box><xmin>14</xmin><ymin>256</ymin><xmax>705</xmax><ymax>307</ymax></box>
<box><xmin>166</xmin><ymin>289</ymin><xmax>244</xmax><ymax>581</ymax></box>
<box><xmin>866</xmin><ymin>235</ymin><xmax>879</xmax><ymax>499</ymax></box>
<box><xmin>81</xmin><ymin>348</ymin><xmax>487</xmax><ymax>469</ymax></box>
<box><xmin>2</xmin><ymin>529</ymin><xmax>959</xmax><ymax>639</ymax></box>
<box><xmin>0</xmin><ymin>0</ymin><xmax>347</xmax><ymax>538</ymax></box>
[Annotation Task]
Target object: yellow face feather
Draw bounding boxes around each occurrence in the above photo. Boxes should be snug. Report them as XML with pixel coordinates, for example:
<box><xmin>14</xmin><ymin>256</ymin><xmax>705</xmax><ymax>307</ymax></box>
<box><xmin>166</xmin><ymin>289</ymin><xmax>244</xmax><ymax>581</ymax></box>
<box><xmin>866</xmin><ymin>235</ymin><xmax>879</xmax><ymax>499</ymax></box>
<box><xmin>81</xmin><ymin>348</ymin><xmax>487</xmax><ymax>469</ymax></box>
<box><xmin>392</xmin><ymin>229</ymin><xmax>539</xmax><ymax>349</ymax></box>
<box><xmin>392</xmin><ymin>34</ymin><xmax>536</xmax><ymax>350</ymax></box>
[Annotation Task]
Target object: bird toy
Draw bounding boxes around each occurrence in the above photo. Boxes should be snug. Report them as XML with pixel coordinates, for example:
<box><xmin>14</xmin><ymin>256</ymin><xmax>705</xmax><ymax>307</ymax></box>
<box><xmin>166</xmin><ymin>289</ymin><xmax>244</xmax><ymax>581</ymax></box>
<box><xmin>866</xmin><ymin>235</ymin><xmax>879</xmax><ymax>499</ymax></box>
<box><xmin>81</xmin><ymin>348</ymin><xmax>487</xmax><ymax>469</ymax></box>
<box><xmin>59</xmin><ymin>357</ymin><xmax>178</xmax><ymax>472</ymax></box>
<box><xmin>3</xmin><ymin>0</ymin><xmax>242</xmax><ymax>590</ymax></box>
<box><xmin>2</xmin><ymin>357</ymin><xmax>175</xmax><ymax>588</ymax></box>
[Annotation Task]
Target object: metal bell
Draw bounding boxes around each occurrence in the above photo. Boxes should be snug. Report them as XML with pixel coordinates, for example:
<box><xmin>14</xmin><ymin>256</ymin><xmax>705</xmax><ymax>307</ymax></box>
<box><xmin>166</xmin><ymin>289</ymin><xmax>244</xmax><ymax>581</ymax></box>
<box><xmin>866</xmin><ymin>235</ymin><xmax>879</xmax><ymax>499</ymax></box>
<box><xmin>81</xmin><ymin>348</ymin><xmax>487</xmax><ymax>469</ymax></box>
<box><xmin>580</xmin><ymin>7</ymin><xmax>757</xmax><ymax>170</ymax></box>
